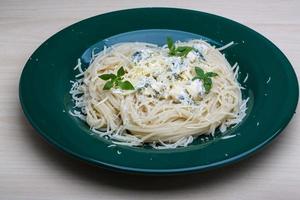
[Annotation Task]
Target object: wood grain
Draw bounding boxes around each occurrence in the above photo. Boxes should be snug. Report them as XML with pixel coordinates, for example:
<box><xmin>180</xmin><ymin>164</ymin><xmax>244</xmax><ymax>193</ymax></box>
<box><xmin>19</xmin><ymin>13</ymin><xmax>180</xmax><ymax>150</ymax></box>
<box><xmin>0</xmin><ymin>1</ymin><xmax>299</xmax><ymax>199</ymax></box>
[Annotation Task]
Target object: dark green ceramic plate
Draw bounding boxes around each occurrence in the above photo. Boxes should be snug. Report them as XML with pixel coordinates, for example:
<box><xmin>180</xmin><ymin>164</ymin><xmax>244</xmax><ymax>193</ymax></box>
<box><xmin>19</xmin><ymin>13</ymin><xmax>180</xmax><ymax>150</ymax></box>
<box><xmin>19</xmin><ymin>8</ymin><xmax>298</xmax><ymax>174</ymax></box>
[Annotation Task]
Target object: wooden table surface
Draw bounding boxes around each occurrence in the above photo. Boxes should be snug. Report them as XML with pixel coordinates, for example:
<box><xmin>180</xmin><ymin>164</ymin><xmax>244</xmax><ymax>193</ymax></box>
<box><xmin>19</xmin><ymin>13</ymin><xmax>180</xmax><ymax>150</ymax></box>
<box><xmin>1</xmin><ymin>1</ymin><xmax>299</xmax><ymax>199</ymax></box>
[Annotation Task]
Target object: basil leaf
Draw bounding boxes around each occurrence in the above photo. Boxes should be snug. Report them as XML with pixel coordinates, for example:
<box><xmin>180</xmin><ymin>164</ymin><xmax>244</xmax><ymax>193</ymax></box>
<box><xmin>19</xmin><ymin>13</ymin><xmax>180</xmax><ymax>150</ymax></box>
<box><xmin>176</xmin><ymin>46</ymin><xmax>192</xmax><ymax>52</ymax></box>
<box><xmin>192</xmin><ymin>67</ymin><xmax>217</xmax><ymax>94</ymax></box>
<box><xmin>176</xmin><ymin>46</ymin><xmax>188</xmax><ymax>52</ymax></box>
<box><xmin>113</xmin><ymin>77</ymin><xmax>122</xmax><ymax>87</ymax></box>
<box><xmin>117</xmin><ymin>67</ymin><xmax>125</xmax><ymax>77</ymax></box>
<box><xmin>204</xmin><ymin>83</ymin><xmax>211</xmax><ymax>93</ymax></box>
<box><xmin>167</xmin><ymin>37</ymin><xmax>177</xmax><ymax>56</ymax></box>
<box><xmin>195</xmin><ymin>67</ymin><xmax>205</xmax><ymax>78</ymax></box>
<box><xmin>103</xmin><ymin>80</ymin><xmax>114</xmax><ymax>90</ymax></box>
<box><xmin>204</xmin><ymin>77</ymin><xmax>212</xmax><ymax>85</ymax></box>
<box><xmin>206</xmin><ymin>72</ymin><xmax>218</xmax><ymax>77</ymax></box>
<box><xmin>167</xmin><ymin>37</ymin><xmax>174</xmax><ymax>50</ymax></box>
<box><xmin>99</xmin><ymin>73</ymin><xmax>116</xmax><ymax>80</ymax></box>
<box><xmin>169</xmin><ymin>45</ymin><xmax>176</xmax><ymax>56</ymax></box>
<box><xmin>181</xmin><ymin>47</ymin><xmax>193</xmax><ymax>57</ymax></box>
<box><xmin>171</xmin><ymin>47</ymin><xmax>177</xmax><ymax>55</ymax></box>
<box><xmin>119</xmin><ymin>81</ymin><xmax>135</xmax><ymax>90</ymax></box>
<box><xmin>203</xmin><ymin>77</ymin><xmax>212</xmax><ymax>93</ymax></box>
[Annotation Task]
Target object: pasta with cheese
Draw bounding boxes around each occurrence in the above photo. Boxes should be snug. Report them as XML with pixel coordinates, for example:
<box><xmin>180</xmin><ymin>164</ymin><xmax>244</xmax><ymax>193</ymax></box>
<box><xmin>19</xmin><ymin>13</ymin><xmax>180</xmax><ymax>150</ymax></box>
<box><xmin>69</xmin><ymin>39</ymin><xmax>248</xmax><ymax>149</ymax></box>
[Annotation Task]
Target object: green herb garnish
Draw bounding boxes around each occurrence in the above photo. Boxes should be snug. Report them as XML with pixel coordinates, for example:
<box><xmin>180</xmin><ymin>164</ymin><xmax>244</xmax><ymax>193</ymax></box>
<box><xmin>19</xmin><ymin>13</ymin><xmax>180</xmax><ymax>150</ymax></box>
<box><xmin>99</xmin><ymin>67</ymin><xmax>134</xmax><ymax>90</ymax></box>
<box><xmin>167</xmin><ymin>37</ymin><xmax>193</xmax><ymax>57</ymax></box>
<box><xmin>192</xmin><ymin>67</ymin><xmax>218</xmax><ymax>93</ymax></box>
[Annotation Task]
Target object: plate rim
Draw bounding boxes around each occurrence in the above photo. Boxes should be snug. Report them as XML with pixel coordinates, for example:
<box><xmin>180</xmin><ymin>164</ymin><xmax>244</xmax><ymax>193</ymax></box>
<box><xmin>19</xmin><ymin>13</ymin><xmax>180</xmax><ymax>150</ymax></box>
<box><xmin>19</xmin><ymin>7</ymin><xmax>299</xmax><ymax>174</ymax></box>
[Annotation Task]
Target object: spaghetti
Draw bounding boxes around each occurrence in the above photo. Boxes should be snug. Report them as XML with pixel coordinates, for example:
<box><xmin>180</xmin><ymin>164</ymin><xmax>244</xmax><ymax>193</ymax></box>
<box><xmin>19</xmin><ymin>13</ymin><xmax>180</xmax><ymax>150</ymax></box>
<box><xmin>69</xmin><ymin>39</ymin><xmax>248</xmax><ymax>149</ymax></box>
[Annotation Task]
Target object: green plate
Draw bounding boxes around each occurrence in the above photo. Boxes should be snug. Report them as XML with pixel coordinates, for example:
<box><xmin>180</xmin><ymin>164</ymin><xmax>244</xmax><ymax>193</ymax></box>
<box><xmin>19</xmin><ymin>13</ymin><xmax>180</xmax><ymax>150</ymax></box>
<box><xmin>19</xmin><ymin>8</ymin><xmax>299</xmax><ymax>174</ymax></box>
